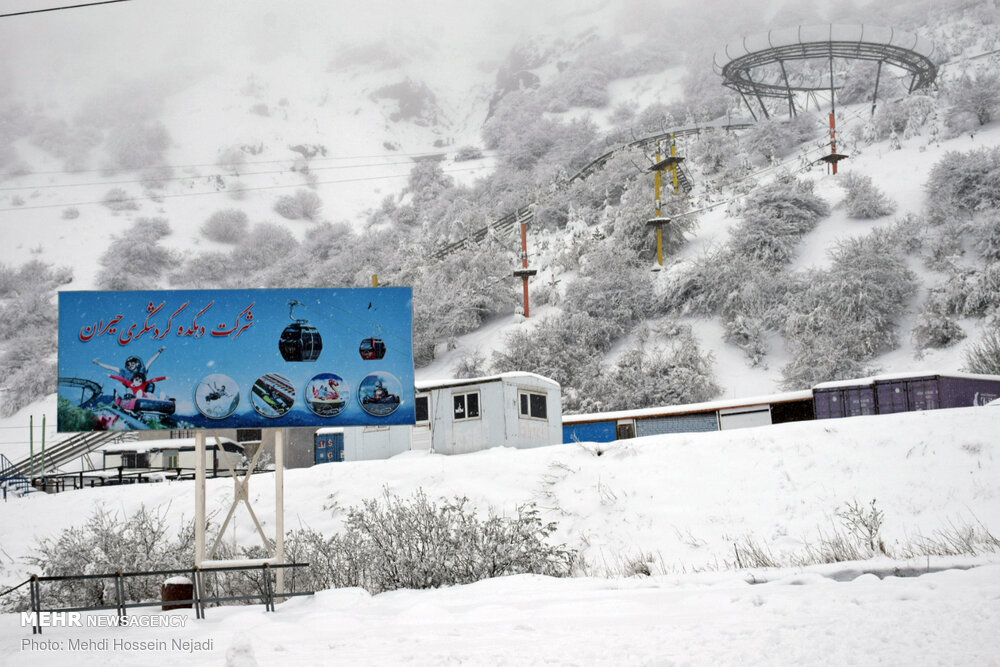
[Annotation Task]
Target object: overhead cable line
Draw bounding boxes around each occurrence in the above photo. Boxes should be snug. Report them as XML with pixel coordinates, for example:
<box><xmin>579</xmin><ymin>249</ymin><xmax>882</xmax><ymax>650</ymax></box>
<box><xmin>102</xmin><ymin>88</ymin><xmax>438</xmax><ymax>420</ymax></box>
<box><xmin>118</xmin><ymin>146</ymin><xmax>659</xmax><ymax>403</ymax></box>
<box><xmin>0</xmin><ymin>165</ymin><xmax>486</xmax><ymax>213</ymax></box>
<box><xmin>0</xmin><ymin>156</ymin><xmax>498</xmax><ymax>193</ymax></box>
<box><xmin>8</xmin><ymin>148</ymin><xmax>504</xmax><ymax>178</ymax></box>
<box><xmin>0</xmin><ymin>0</ymin><xmax>131</xmax><ymax>18</ymax></box>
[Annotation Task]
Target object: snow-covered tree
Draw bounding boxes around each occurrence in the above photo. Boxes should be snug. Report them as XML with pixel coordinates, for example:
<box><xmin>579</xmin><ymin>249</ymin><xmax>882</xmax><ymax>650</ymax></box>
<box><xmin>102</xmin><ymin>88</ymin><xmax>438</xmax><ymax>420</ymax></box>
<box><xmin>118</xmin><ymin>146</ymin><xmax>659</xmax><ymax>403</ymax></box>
<box><xmin>840</xmin><ymin>172</ymin><xmax>897</xmax><ymax>219</ymax></box>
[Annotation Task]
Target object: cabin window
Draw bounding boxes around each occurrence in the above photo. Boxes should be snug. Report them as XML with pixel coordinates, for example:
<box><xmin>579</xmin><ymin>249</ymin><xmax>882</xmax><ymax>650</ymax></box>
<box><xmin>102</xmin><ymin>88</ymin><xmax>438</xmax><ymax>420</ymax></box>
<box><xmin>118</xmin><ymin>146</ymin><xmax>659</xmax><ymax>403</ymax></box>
<box><xmin>166</xmin><ymin>453</ymin><xmax>179</xmax><ymax>468</ymax></box>
<box><xmin>364</xmin><ymin>425</ymin><xmax>390</xmax><ymax>432</ymax></box>
<box><xmin>121</xmin><ymin>452</ymin><xmax>149</xmax><ymax>468</ymax></box>
<box><xmin>415</xmin><ymin>395</ymin><xmax>430</xmax><ymax>423</ymax></box>
<box><xmin>453</xmin><ymin>391</ymin><xmax>480</xmax><ymax>421</ymax></box>
<box><xmin>518</xmin><ymin>391</ymin><xmax>548</xmax><ymax>420</ymax></box>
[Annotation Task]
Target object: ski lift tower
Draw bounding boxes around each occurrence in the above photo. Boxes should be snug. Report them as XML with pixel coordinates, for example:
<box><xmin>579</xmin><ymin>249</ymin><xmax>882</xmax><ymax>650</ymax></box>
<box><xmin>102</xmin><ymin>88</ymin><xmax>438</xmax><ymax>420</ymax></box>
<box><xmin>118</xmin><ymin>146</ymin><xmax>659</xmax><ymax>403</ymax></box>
<box><xmin>646</xmin><ymin>138</ymin><xmax>684</xmax><ymax>268</ymax></box>
<box><xmin>512</xmin><ymin>208</ymin><xmax>537</xmax><ymax>316</ymax></box>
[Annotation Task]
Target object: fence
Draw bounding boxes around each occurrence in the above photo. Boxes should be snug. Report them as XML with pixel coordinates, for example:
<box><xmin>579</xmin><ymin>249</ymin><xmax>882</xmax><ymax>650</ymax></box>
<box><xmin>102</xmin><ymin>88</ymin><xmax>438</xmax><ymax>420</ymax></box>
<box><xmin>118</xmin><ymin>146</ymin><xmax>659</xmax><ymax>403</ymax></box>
<box><xmin>23</xmin><ymin>561</ymin><xmax>312</xmax><ymax>634</ymax></box>
<box><xmin>27</xmin><ymin>463</ymin><xmax>270</xmax><ymax>494</ymax></box>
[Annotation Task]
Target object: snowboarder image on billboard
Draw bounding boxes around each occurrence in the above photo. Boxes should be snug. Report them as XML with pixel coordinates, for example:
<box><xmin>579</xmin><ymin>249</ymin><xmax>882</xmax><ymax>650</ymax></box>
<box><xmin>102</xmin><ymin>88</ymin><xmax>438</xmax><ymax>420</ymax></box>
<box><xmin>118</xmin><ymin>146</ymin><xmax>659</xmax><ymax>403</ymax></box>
<box><xmin>194</xmin><ymin>373</ymin><xmax>241</xmax><ymax>420</ymax></box>
<box><xmin>279</xmin><ymin>299</ymin><xmax>323</xmax><ymax>362</ymax></box>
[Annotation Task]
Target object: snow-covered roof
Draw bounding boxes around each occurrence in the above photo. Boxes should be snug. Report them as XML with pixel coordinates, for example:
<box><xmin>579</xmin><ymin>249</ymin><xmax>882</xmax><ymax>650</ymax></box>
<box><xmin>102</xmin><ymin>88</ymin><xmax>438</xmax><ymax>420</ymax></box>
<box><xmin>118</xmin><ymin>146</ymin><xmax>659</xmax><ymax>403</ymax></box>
<box><xmin>415</xmin><ymin>372</ymin><xmax>559</xmax><ymax>393</ymax></box>
<box><xmin>564</xmin><ymin>390</ymin><xmax>813</xmax><ymax>424</ymax></box>
<box><xmin>813</xmin><ymin>371</ymin><xmax>1000</xmax><ymax>390</ymax></box>
<box><xmin>102</xmin><ymin>437</ymin><xmax>240</xmax><ymax>453</ymax></box>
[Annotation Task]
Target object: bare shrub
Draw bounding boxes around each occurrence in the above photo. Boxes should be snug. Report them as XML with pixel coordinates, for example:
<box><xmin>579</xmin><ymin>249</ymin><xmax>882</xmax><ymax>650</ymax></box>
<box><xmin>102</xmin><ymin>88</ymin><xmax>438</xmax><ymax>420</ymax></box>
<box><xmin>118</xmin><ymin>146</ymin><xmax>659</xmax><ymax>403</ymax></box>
<box><xmin>835</xmin><ymin>498</ymin><xmax>885</xmax><ymax>555</ymax></box>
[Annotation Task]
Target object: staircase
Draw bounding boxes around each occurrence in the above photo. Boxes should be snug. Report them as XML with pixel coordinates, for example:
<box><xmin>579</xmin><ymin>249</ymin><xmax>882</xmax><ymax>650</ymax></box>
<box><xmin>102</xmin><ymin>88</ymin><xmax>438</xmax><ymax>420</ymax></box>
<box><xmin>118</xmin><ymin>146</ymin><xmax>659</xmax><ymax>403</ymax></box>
<box><xmin>1</xmin><ymin>452</ymin><xmax>33</xmax><ymax>497</ymax></box>
<box><xmin>10</xmin><ymin>430</ymin><xmax>131</xmax><ymax>479</ymax></box>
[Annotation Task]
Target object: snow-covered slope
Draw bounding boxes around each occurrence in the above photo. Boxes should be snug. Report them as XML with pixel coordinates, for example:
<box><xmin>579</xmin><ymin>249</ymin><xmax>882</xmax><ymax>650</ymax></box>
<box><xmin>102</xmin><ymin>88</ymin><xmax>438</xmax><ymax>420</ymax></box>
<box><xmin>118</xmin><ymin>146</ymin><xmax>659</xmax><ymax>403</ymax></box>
<box><xmin>1</xmin><ymin>405</ymin><xmax>998</xmax><ymax>664</ymax></box>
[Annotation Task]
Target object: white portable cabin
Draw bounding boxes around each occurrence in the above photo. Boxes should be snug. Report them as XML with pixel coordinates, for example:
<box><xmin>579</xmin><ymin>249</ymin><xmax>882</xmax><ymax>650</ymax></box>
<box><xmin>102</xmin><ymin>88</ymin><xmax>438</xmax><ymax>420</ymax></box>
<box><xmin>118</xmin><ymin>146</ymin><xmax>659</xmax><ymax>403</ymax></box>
<box><xmin>414</xmin><ymin>372</ymin><xmax>562</xmax><ymax>455</ymax></box>
<box><xmin>315</xmin><ymin>372</ymin><xmax>562</xmax><ymax>462</ymax></box>
<box><xmin>102</xmin><ymin>437</ymin><xmax>244</xmax><ymax>471</ymax></box>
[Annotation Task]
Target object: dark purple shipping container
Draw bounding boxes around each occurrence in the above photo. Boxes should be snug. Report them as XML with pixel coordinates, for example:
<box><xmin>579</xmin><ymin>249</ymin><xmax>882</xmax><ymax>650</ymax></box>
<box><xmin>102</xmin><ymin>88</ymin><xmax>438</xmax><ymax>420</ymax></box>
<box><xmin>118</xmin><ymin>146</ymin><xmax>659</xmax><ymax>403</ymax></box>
<box><xmin>816</xmin><ymin>373</ymin><xmax>1000</xmax><ymax>419</ymax></box>
<box><xmin>812</xmin><ymin>381</ymin><xmax>876</xmax><ymax>419</ymax></box>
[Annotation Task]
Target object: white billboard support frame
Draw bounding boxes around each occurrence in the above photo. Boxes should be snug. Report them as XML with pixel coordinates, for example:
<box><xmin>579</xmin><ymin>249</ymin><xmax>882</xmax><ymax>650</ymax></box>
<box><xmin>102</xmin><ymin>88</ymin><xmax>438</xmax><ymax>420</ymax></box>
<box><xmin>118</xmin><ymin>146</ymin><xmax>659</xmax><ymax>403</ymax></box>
<box><xmin>194</xmin><ymin>431</ymin><xmax>286</xmax><ymax>599</ymax></box>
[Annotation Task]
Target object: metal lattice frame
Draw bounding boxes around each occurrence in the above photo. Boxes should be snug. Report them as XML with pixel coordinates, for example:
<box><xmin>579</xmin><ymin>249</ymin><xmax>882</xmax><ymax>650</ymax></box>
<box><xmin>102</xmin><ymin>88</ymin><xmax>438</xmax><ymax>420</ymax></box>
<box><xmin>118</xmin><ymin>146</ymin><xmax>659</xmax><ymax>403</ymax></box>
<box><xmin>714</xmin><ymin>24</ymin><xmax>937</xmax><ymax>119</ymax></box>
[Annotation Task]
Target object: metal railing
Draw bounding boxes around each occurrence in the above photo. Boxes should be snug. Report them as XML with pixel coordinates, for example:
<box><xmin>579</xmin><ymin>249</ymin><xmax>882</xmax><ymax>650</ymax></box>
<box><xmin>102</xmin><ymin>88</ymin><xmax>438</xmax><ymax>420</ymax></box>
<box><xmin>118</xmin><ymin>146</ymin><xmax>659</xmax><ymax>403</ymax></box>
<box><xmin>1</xmin><ymin>452</ymin><xmax>32</xmax><ymax>498</ymax></box>
<box><xmin>27</xmin><ymin>463</ymin><xmax>270</xmax><ymax>494</ymax></box>
<box><xmin>24</xmin><ymin>561</ymin><xmax>312</xmax><ymax>634</ymax></box>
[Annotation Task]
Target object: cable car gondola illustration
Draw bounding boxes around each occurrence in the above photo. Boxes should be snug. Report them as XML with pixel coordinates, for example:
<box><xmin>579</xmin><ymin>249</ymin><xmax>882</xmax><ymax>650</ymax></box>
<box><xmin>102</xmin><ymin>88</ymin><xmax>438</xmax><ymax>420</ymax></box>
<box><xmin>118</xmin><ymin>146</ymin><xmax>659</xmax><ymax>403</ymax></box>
<box><xmin>359</xmin><ymin>337</ymin><xmax>386</xmax><ymax>360</ymax></box>
<box><xmin>279</xmin><ymin>299</ymin><xmax>323</xmax><ymax>362</ymax></box>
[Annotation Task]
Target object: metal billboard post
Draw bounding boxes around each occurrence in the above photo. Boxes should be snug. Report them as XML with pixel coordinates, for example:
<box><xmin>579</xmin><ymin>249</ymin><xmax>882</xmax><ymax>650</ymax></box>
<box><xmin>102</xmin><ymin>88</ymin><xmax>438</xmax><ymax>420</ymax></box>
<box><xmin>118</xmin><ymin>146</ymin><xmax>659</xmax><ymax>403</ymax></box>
<box><xmin>195</xmin><ymin>431</ymin><xmax>206</xmax><ymax>566</ymax></box>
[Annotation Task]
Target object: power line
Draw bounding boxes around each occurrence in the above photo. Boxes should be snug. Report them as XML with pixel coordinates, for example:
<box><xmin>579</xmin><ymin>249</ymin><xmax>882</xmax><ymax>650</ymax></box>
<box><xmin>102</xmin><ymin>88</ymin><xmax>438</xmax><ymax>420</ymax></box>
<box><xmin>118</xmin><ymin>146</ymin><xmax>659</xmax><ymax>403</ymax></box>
<box><xmin>0</xmin><ymin>164</ymin><xmax>487</xmax><ymax>212</ymax></box>
<box><xmin>0</xmin><ymin>156</ymin><xmax>498</xmax><ymax>193</ymax></box>
<box><xmin>0</xmin><ymin>0</ymin><xmax>132</xmax><ymax>19</ymax></box>
<box><xmin>6</xmin><ymin>148</ymin><xmax>504</xmax><ymax>179</ymax></box>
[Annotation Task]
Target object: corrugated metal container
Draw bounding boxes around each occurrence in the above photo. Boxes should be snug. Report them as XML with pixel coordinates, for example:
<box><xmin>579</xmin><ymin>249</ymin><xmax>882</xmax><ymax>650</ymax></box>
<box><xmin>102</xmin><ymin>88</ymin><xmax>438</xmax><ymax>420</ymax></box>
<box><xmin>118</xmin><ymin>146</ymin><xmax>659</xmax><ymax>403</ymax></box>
<box><xmin>314</xmin><ymin>428</ymin><xmax>344</xmax><ymax>464</ymax></box>
<box><xmin>812</xmin><ymin>380</ymin><xmax>876</xmax><ymax>419</ymax></box>
<box><xmin>562</xmin><ymin>420</ymin><xmax>617</xmax><ymax>444</ymax></box>
<box><xmin>636</xmin><ymin>413</ymin><xmax>718</xmax><ymax>436</ymax></box>
<box><xmin>938</xmin><ymin>374</ymin><xmax>1000</xmax><ymax>408</ymax></box>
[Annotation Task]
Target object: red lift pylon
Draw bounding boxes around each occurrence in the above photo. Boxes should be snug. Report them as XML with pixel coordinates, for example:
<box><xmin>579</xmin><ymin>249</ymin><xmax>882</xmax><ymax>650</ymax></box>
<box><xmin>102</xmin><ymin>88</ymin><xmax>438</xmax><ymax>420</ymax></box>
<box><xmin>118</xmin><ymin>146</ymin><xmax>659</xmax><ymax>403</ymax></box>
<box><xmin>512</xmin><ymin>210</ymin><xmax>537</xmax><ymax>317</ymax></box>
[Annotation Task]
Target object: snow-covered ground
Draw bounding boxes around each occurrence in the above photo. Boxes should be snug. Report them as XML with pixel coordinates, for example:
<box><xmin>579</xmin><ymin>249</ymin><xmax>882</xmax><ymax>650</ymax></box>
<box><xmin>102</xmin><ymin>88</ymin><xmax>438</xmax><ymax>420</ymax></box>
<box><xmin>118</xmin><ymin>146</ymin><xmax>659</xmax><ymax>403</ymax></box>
<box><xmin>1</xmin><ymin>405</ymin><xmax>999</xmax><ymax>665</ymax></box>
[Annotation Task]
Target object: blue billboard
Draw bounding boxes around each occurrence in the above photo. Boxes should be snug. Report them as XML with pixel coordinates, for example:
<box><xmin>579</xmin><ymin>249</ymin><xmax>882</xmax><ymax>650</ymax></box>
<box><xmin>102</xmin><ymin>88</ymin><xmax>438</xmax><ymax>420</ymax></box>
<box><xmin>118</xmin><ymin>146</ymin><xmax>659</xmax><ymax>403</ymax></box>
<box><xmin>57</xmin><ymin>288</ymin><xmax>415</xmax><ymax>432</ymax></box>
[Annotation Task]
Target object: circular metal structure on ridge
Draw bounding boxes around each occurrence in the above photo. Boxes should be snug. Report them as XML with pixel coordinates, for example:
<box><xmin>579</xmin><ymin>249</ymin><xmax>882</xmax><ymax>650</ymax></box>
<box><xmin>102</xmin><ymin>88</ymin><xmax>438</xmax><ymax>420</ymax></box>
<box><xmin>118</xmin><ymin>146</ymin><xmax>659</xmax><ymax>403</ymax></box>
<box><xmin>714</xmin><ymin>24</ymin><xmax>937</xmax><ymax>117</ymax></box>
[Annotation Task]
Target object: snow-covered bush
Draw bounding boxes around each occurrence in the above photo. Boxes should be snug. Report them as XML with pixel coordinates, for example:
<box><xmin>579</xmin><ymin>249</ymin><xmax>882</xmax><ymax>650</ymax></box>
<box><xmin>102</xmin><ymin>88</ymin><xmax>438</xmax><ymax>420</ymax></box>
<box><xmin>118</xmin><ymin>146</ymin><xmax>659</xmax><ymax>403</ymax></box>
<box><xmin>730</xmin><ymin>177</ymin><xmax>829</xmax><ymax>264</ymax></box>
<box><xmin>105</xmin><ymin>120</ymin><xmax>171</xmax><ymax>171</ymax></box>
<box><xmin>581</xmin><ymin>329</ymin><xmax>719</xmax><ymax>413</ymax></box>
<box><xmin>491</xmin><ymin>312</ymin><xmax>611</xmax><ymax>402</ymax></box>
<box><xmin>200</xmin><ymin>208</ymin><xmax>249</xmax><ymax>244</ymax></box>
<box><xmin>562</xmin><ymin>244</ymin><xmax>654</xmax><ymax>339</ymax></box>
<box><xmin>781</xmin><ymin>230</ymin><xmax>917</xmax><ymax>388</ymax></box>
<box><xmin>371</xmin><ymin>79</ymin><xmax>438</xmax><ymax>124</ymax></box>
<box><xmin>96</xmin><ymin>217</ymin><xmax>176</xmax><ymax>291</ymax></box>
<box><xmin>545</xmin><ymin>66</ymin><xmax>610</xmax><ymax>111</ymax></box>
<box><xmin>944</xmin><ymin>71</ymin><xmax>1000</xmax><ymax>133</ymax></box>
<box><xmin>912</xmin><ymin>307</ymin><xmax>966</xmax><ymax>350</ymax></box>
<box><xmin>973</xmin><ymin>211</ymin><xmax>1000</xmax><ymax>261</ymax></box>
<box><xmin>101</xmin><ymin>187</ymin><xmax>139</xmax><ymax>211</ymax></box>
<box><xmin>283</xmin><ymin>490</ymin><xmax>576</xmax><ymax>595</ymax></box>
<box><xmin>963</xmin><ymin>324</ymin><xmax>1000</xmax><ymax>374</ymax></box>
<box><xmin>0</xmin><ymin>260</ymin><xmax>72</xmax><ymax>416</ymax></box>
<box><xmin>926</xmin><ymin>147</ymin><xmax>1000</xmax><ymax>220</ymax></box>
<box><xmin>936</xmin><ymin>264</ymin><xmax>1000</xmax><ymax>318</ymax></box>
<box><xmin>840</xmin><ymin>172</ymin><xmax>897</xmax><ymax>219</ymax></box>
<box><xmin>454</xmin><ymin>145</ymin><xmax>483</xmax><ymax>162</ymax></box>
<box><xmin>273</xmin><ymin>189</ymin><xmax>323</xmax><ymax>221</ymax></box>
<box><xmin>740</xmin><ymin>116</ymin><xmax>819</xmax><ymax>164</ymax></box>
<box><xmin>11</xmin><ymin>505</ymin><xmax>194</xmax><ymax>611</ymax></box>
